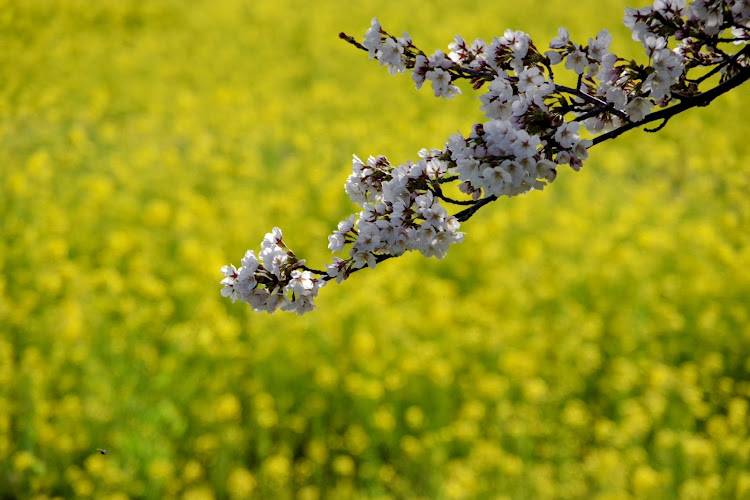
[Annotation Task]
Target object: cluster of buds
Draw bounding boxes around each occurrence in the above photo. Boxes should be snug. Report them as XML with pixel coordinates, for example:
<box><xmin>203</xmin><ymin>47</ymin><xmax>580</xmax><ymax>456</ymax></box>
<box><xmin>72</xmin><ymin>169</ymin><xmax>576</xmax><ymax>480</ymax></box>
<box><xmin>223</xmin><ymin>0</ymin><xmax>749</xmax><ymax>314</ymax></box>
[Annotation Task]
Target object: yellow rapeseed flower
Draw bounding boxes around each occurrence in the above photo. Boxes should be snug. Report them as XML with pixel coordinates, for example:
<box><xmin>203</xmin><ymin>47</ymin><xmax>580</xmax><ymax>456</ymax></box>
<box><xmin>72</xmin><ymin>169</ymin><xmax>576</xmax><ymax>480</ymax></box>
<box><xmin>332</xmin><ymin>455</ymin><xmax>355</xmax><ymax>477</ymax></box>
<box><xmin>226</xmin><ymin>467</ymin><xmax>256</xmax><ymax>499</ymax></box>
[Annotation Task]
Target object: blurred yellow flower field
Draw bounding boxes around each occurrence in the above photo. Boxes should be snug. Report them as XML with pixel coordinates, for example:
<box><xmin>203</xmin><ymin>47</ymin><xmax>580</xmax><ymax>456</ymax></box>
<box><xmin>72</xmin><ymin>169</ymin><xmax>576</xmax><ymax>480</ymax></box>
<box><xmin>1</xmin><ymin>0</ymin><xmax>749</xmax><ymax>498</ymax></box>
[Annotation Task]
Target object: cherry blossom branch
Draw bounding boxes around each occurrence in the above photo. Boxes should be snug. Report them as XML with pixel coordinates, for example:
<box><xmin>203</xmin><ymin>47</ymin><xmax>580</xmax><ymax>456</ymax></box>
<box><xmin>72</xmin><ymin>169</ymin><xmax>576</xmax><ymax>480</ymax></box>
<box><xmin>222</xmin><ymin>0</ymin><xmax>750</xmax><ymax>314</ymax></box>
<box><xmin>432</xmin><ymin>60</ymin><xmax>750</xmax><ymax>224</ymax></box>
<box><xmin>429</xmin><ymin>186</ymin><xmax>477</xmax><ymax>206</ymax></box>
<box><xmin>685</xmin><ymin>43</ymin><xmax>749</xmax><ymax>83</ymax></box>
<box><xmin>593</xmin><ymin>58</ymin><xmax>750</xmax><ymax>145</ymax></box>
<box><xmin>555</xmin><ymin>85</ymin><xmax>631</xmax><ymax>121</ymax></box>
<box><xmin>341</xmin><ymin>32</ymin><xmax>631</xmax><ymax>121</ymax></box>
<box><xmin>454</xmin><ymin>195</ymin><xmax>499</xmax><ymax>223</ymax></box>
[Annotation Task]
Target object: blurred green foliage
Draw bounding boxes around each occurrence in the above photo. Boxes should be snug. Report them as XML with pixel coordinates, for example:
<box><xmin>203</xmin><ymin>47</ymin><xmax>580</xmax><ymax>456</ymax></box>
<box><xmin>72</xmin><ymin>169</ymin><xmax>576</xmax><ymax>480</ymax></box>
<box><xmin>1</xmin><ymin>0</ymin><xmax>749</xmax><ymax>498</ymax></box>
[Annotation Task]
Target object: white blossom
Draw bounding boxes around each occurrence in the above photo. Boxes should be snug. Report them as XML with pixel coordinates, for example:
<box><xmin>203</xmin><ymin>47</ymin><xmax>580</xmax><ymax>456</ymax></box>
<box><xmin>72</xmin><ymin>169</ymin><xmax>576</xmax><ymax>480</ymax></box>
<box><xmin>565</xmin><ymin>47</ymin><xmax>589</xmax><ymax>74</ymax></box>
<box><xmin>363</xmin><ymin>18</ymin><xmax>382</xmax><ymax>58</ymax></box>
<box><xmin>588</xmin><ymin>29</ymin><xmax>613</xmax><ymax>61</ymax></box>
<box><xmin>625</xmin><ymin>97</ymin><xmax>653</xmax><ymax>122</ymax></box>
<box><xmin>511</xmin><ymin>130</ymin><xmax>541</xmax><ymax>158</ymax></box>
<box><xmin>546</xmin><ymin>50</ymin><xmax>564</xmax><ymax>65</ymax></box>
<box><xmin>378</xmin><ymin>37</ymin><xmax>407</xmax><ymax>74</ymax></box>
<box><xmin>481</xmin><ymin>164</ymin><xmax>512</xmax><ymax>196</ymax></box>
<box><xmin>517</xmin><ymin>67</ymin><xmax>545</xmax><ymax>93</ymax></box>
<box><xmin>550</xmin><ymin>27</ymin><xmax>570</xmax><ymax>49</ymax></box>
<box><xmin>426</xmin><ymin>68</ymin><xmax>461</xmax><ymax>98</ymax></box>
<box><xmin>554</xmin><ymin>122</ymin><xmax>581</xmax><ymax>149</ymax></box>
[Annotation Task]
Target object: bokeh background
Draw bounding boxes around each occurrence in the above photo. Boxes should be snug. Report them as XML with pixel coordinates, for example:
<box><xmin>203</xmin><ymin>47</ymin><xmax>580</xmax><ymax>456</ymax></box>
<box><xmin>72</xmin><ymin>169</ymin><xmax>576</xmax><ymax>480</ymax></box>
<box><xmin>2</xmin><ymin>0</ymin><xmax>749</xmax><ymax>498</ymax></box>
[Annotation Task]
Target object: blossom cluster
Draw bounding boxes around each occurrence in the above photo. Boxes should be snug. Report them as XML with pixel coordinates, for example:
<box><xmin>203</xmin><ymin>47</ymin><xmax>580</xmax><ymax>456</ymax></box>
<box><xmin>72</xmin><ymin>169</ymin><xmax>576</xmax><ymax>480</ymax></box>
<box><xmin>223</xmin><ymin>0</ymin><xmax>749</xmax><ymax>314</ymax></box>
<box><xmin>221</xmin><ymin>228</ymin><xmax>325</xmax><ymax>315</ymax></box>
<box><xmin>333</xmin><ymin>154</ymin><xmax>466</xmax><ymax>270</ymax></box>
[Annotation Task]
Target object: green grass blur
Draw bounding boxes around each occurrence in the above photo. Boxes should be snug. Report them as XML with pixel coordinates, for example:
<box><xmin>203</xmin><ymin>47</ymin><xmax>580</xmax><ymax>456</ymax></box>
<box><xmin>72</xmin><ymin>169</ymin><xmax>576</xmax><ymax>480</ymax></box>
<box><xmin>1</xmin><ymin>0</ymin><xmax>749</xmax><ymax>498</ymax></box>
